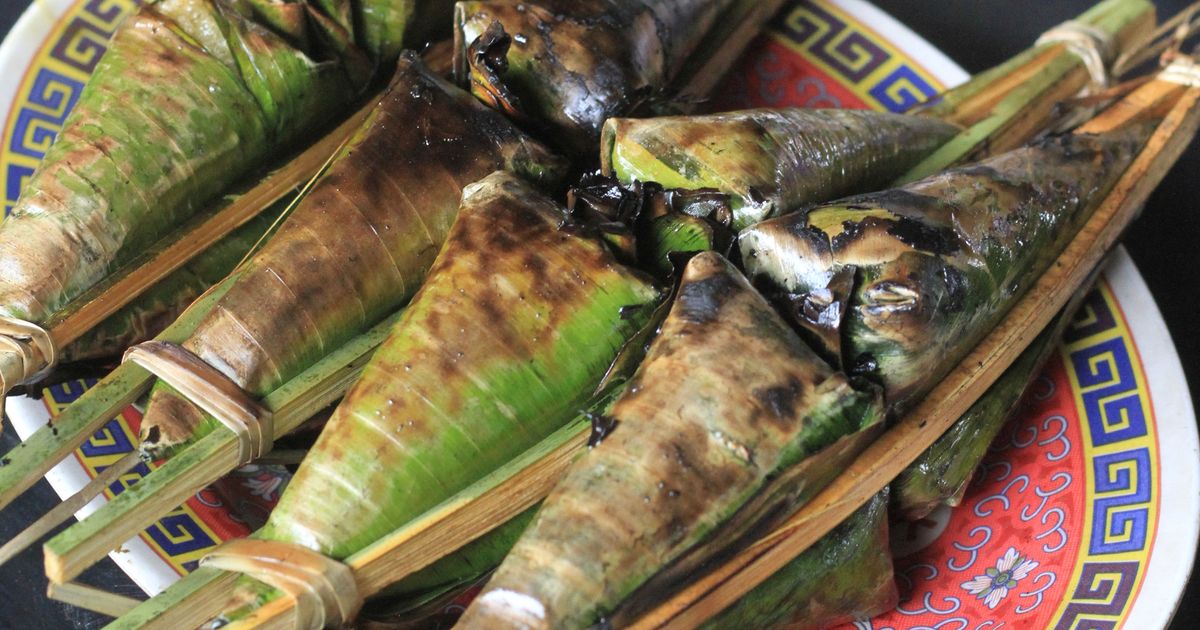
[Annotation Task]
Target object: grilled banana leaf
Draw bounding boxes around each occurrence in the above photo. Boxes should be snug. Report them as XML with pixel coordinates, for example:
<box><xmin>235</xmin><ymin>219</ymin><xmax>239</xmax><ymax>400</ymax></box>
<box><xmin>55</xmin><ymin>209</ymin><xmax>279</xmax><ymax>364</ymax></box>
<box><xmin>739</xmin><ymin>128</ymin><xmax>1149</xmax><ymax>411</ymax></box>
<box><xmin>136</xmin><ymin>53</ymin><xmax>565</xmax><ymax>459</ymax></box>
<box><xmin>198</xmin><ymin>170</ymin><xmax>661</xmax><ymax>623</ymax></box>
<box><xmin>458</xmin><ymin>252</ymin><xmax>883</xmax><ymax>629</ymax></box>
<box><xmin>602</xmin><ymin>109</ymin><xmax>959</xmax><ymax>229</ymax></box>
<box><xmin>893</xmin><ymin>309</ymin><xmax>1070</xmax><ymax>520</ymax></box>
<box><xmin>701</xmin><ymin>490</ymin><xmax>896</xmax><ymax>630</ymax></box>
<box><xmin>453</xmin><ymin>0</ymin><xmax>742</xmax><ymax>155</ymax></box>
<box><xmin>0</xmin><ymin>0</ymin><xmax>369</xmax><ymax>325</ymax></box>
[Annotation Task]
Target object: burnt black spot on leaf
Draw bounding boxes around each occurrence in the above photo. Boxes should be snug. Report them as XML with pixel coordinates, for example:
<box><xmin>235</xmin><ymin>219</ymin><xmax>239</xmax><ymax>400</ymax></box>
<box><xmin>887</xmin><ymin>216</ymin><xmax>960</xmax><ymax>256</ymax></box>
<box><xmin>755</xmin><ymin>377</ymin><xmax>804</xmax><ymax>421</ymax></box>
<box><xmin>676</xmin><ymin>271</ymin><xmax>740</xmax><ymax>325</ymax></box>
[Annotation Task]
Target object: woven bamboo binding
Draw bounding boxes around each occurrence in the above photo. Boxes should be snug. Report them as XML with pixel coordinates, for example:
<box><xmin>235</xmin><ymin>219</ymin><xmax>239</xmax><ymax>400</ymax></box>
<box><xmin>122</xmin><ymin>341</ymin><xmax>272</xmax><ymax>465</ymax></box>
<box><xmin>0</xmin><ymin>317</ymin><xmax>57</xmax><ymax>421</ymax></box>
<box><xmin>200</xmin><ymin>539</ymin><xmax>362</xmax><ymax>629</ymax></box>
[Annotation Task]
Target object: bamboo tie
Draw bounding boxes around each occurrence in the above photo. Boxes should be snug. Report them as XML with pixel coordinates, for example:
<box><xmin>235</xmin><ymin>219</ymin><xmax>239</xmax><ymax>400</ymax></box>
<box><xmin>122</xmin><ymin>341</ymin><xmax>272</xmax><ymax>465</ymax></box>
<box><xmin>201</xmin><ymin>539</ymin><xmax>362</xmax><ymax>629</ymax></box>
<box><xmin>0</xmin><ymin>317</ymin><xmax>57</xmax><ymax>423</ymax></box>
<box><xmin>1037</xmin><ymin>20</ymin><xmax>1116</xmax><ymax>94</ymax></box>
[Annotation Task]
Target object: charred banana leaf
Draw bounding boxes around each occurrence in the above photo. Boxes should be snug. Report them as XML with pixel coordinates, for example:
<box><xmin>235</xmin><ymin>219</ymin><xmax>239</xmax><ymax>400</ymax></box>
<box><xmin>893</xmin><ymin>309</ymin><xmax>1069</xmax><ymax>520</ymax></box>
<box><xmin>701</xmin><ymin>490</ymin><xmax>896</xmax><ymax>630</ymax></box>
<box><xmin>739</xmin><ymin>128</ymin><xmax>1149</xmax><ymax>411</ymax></box>
<box><xmin>454</xmin><ymin>0</ymin><xmax>740</xmax><ymax>155</ymax></box>
<box><xmin>199</xmin><ymin>170</ymin><xmax>661</xmax><ymax>622</ymax></box>
<box><xmin>135</xmin><ymin>53</ymin><xmax>565</xmax><ymax>459</ymax></box>
<box><xmin>602</xmin><ymin>109</ymin><xmax>959</xmax><ymax>229</ymax></box>
<box><xmin>458</xmin><ymin>252</ymin><xmax>883</xmax><ymax>629</ymax></box>
<box><xmin>55</xmin><ymin>209</ymin><xmax>281</xmax><ymax>365</ymax></box>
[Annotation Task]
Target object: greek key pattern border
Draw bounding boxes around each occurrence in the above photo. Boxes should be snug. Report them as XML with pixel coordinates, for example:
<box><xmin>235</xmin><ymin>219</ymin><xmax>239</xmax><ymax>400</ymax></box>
<box><xmin>770</xmin><ymin>0</ymin><xmax>942</xmax><ymax>112</ymax></box>
<box><xmin>1052</xmin><ymin>282</ymin><xmax>1160</xmax><ymax>629</ymax></box>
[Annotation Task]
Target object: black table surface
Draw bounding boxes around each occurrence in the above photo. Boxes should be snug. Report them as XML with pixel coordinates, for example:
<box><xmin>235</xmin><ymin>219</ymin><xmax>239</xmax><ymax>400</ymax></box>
<box><xmin>0</xmin><ymin>1</ymin><xmax>1196</xmax><ymax>628</ymax></box>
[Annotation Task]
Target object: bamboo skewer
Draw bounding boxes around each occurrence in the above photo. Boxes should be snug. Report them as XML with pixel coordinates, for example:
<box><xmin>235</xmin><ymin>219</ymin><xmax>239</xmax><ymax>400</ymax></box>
<box><xmin>921</xmin><ymin>0</ymin><xmax>1153</xmax><ymax>126</ymax></box>
<box><xmin>624</xmin><ymin>71</ymin><xmax>1200</xmax><ymax>630</ymax></box>
<box><xmin>0</xmin><ymin>276</ymin><xmax>240</xmax><ymax>512</ymax></box>
<box><xmin>0</xmin><ymin>89</ymin><xmax>378</xmax><ymax>526</ymax></box>
<box><xmin>0</xmin><ymin>450</ymin><xmax>140</xmax><ymax>566</ymax></box>
<box><xmin>900</xmin><ymin>0</ymin><xmax>1154</xmax><ymax>182</ymax></box>
<box><xmin>108</xmin><ymin>420</ymin><xmax>595</xmax><ymax>629</ymax></box>
<box><xmin>47</xmin><ymin>581</ymin><xmax>142</xmax><ymax>618</ymax></box>
<box><xmin>41</xmin><ymin>310</ymin><xmax>403</xmax><ymax>585</ymax></box>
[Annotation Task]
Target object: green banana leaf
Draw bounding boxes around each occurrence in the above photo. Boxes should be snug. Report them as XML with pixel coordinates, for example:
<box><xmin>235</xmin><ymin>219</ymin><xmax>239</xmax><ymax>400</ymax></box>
<box><xmin>453</xmin><ymin>0</ymin><xmax>742</xmax><ymax>155</ymax></box>
<box><xmin>136</xmin><ymin>53</ymin><xmax>565</xmax><ymax>459</ymax></box>
<box><xmin>602</xmin><ymin>109</ymin><xmax>959</xmax><ymax>229</ymax></box>
<box><xmin>701</xmin><ymin>490</ymin><xmax>896</xmax><ymax>630</ymax></box>
<box><xmin>459</xmin><ymin>252</ymin><xmax>884</xmax><ymax>629</ymax></box>
<box><xmin>739</xmin><ymin>127</ymin><xmax>1150</xmax><ymax>412</ymax></box>
<box><xmin>0</xmin><ymin>0</ymin><xmax>367</xmax><ymax>325</ymax></box>
<box><xmin>195</xmin><ymin>170</ymin><xmax>661</xmax><ymax>624</ymax></box>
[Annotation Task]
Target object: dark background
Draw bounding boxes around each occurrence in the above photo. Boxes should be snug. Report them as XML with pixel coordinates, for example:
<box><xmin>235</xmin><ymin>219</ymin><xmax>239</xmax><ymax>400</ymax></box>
<box><xmin>0</xmin><ymin>1</ymin><xmax>1196</xmax><ymax>628</ymax></box>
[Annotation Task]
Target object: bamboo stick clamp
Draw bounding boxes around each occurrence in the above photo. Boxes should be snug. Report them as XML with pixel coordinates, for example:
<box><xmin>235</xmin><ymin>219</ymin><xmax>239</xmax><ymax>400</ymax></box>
<box><xmin>1036</xmin><ymin>20</ymin><xmax>1116</xmax><ymax>92</ymax></box>
<box><xmin>201</xmin><ymin>539</ymin><xmax>361</xmax><ymax>630</ymax></box>
<box><xmin>122</xmin><ymin>342</ymin><xmax>272</xmax><ymax>465</ymax></box>
<box><xmin>0</xmin><ymin>317</ymin><xmax>57</xmax><ymax>420</ymax></box>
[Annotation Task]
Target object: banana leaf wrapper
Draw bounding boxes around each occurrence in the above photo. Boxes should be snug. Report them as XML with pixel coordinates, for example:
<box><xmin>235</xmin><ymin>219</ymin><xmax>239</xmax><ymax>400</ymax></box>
<box><xmin>55</xmin><ymin>209</ymin><xmax>281</xmax><ymax>364</ymax></box>
<box><xmin>0</xmin><ymin>0</ymin><xmax>372</xmax><ymax>326</ymax></box>
<box><xmin>137</xmin><ymin>53</ymin><xmax>566</xmax><ymax>458</ymax></box>
<box><xmin>601</xmin><ymin>109</ymin><xmax>960</xmax><ymax>230</ymax></box>
<box><xmin>201</xmin><ymin>170</ymin><xmax>661</xmax><ymax>621</ymax></box>
<box><xmin>700</xmin><ymin>490</ymin><xmax>896</xmax><ymax>630</ymax></box>
<box><xmin>893</xmin><ymin>309</ymin><xmax>1070</xmax><ymax>521</ymax></box>
<box><xmin>353</xmin><ymin>0</ymin><xmax>455</xmax><ymax>64</ymax></box>
<box><xmin>453</xmin><ymin>0</ymin><xmax>738</xmax><ymax>155</ymax></box>
<box><xmin>458</xmin><ymin>252</ymin><xmax>884</xmax><ymax>629</ymax></box>
<box><xmin>739</xmin><ymin>127</ymin><xmax>1149</xmax><ymax>412</ymax></box>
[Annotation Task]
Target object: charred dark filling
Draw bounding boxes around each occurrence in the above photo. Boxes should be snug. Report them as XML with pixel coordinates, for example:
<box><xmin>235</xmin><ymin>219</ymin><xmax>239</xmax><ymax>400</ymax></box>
<box><xmin>938</xmin><ymin>265</ymin><xmax>968</xmax><ymax>314</ymax></box>
<box><xmin>830</xmin><ymin>218</ymin><xmax>864</xmax><ymax>251</ymax></box>
<box><xmin>848</xmin><ymin>353</ymin><xmax>879</xmax><ymax>380</ymax></box>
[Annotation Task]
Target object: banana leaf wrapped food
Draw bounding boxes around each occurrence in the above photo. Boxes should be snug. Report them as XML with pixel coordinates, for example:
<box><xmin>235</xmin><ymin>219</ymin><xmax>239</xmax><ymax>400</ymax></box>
<box><xmin>453</xmin><ymin>0</ymin><xmax>748</xmax><ymax>155</ymax></box>
<box><xmin>601</xmin><ymin>110</ymin><xmax>960</xmax><ymax>229</ymax></box>
<box><xmin>135</xmin><ymin>52</ymin><xmax>565</xmax><ymax>459</ymax></box>
<box><xmin>892</xmin><ymin>310</ymin><xmax>1069</xmax><ymax>520</ymax></box>
<box><xmin>459</xmin><ymin>252</ymin><xmax>884</xmax><ymax>628</ymax></box>
<box><xmin>0</xmin><ymin>0</ymin><xmax>456</xmax><ymax>404</ymax></box>
<box><xmin>183</xmin><ymin>170</ymin><xmax>661</xmax><ymax>624</ymax></box>
<box><xmin>458</xmin><ymin>123</ymin><xmax>1152</xmax><ymax>628</ymax></box>
<box><xmin>0</xmin><ymin>0</ymin><xmax>363</xmax><ymax>324</ymax></box>
<box><xmin>701</xmin><ymin>490</ymin><xmax>896</xmax><ymax>630</ymax></box>
<box><xmin>739</xmin><ymin>127</ymin><xmax>1149</xmax><ymax>411</ymax></box>
<box><xmin>50</xmin><ymin>210</ymin><xmax>282</xmax><ymax>366</ymax></box>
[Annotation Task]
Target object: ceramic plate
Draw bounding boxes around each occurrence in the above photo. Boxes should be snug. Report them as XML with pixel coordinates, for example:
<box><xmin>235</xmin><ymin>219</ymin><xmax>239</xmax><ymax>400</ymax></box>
<box><xmin>1</xmin><ymin>1</ymin><xmax>1196</xmax><ymax>627</ymax></box>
